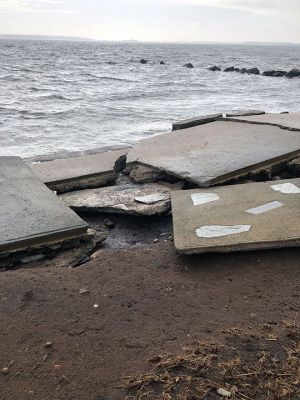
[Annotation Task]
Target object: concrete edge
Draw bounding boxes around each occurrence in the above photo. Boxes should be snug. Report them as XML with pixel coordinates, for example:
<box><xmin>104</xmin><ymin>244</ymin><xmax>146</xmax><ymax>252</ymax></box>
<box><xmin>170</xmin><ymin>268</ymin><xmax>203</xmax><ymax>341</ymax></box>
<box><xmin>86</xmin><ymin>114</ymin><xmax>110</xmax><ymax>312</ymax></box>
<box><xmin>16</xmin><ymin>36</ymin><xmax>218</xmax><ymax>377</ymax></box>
<box><xmin>0</xmin><ymin>224</ymin><xmax>88</xmax><ymax>254</ymax></box>
<box><xmin>221</xmin><ymin>117</ymin><xmax>300</xmax><ymax>132</ymax></box>
<box><xmin>174</xmin><ymin>238</ymin><xmax>300</xmax><ymax>255</ymax></box>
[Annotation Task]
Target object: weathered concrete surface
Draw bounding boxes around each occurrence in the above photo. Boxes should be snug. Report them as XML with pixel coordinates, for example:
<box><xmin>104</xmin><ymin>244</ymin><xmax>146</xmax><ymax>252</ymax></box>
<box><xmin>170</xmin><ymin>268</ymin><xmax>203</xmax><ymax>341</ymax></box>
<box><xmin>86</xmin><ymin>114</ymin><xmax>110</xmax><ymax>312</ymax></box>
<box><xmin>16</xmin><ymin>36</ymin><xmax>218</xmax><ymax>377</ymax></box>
<box><xmin>225</xmin><ymin>110</ymin><xmax>265</xmax><ymax>117</ymax></box>
<box><xmin>30</xmin><ymin>149</ymin><xmax>128</xmax><ymax>193</ymax></box>
<box><xmin>0</xmin><ymin>157</ymin><xmax>88</xmax><ymax>254</ymax></box>
<box><xmin>60</xmin><ymin>182</ymin><xmax>183</xmax><ymax>216</ymax></box>
<box><xmin>126</xmin><ymin>121</ymin><xmax>300</xmax><ymax>187</ymax></box>
<box><xmin>172</xmin><ymin>113</ymin><xmax>222</xmax><ymax>131</ymax></box>
<box><xmin>171</xmin><ymin>178</ymin><xmax>300</xmax><ymax>254</ymax></box>
<box><xmin>226</xmin><ymin>112</ymin><xmax>300</xmax><ymax>131</ymax></box>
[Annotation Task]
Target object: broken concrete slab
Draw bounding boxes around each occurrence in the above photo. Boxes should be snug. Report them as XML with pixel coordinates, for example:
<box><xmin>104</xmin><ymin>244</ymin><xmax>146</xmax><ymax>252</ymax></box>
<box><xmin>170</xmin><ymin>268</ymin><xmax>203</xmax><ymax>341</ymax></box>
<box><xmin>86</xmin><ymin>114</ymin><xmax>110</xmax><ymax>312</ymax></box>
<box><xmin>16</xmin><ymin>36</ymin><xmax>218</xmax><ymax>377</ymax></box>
<box><xmin>126</xmin><ymin>121</ymin><xmax>300</xmax><ymax>187</ymax></box>
<box><xmin>225</xmin><ymin>110</ymin><xmax>265</xmax><ymax>117</ymax></box>
<box><xmin>30</xmin><ymin>149</ymin><xmax>128</xmax><ymax>193</ymax></box>
<box><xmin>60</xmin><ymin>182</ymin><xmax>183</xmax><ymax>216</ymax></box>
<box><xmin>171</xmin><ymin>178</ymin><xmax>300</xmax><ymax>254</ymax></box>
<box><xmin>172</xmin><ymin>113</ymin><xmax>222</xmax><ymax>131</ymax></box>
<box><xmin>0</xmin><ymin>157</ymin><xmax>89</xmax><ymax>255</ymax></box>
<box><xmin>226</xmin><ymin>112</ymin><xmax>300</xmax><ymax>131</ymax></box>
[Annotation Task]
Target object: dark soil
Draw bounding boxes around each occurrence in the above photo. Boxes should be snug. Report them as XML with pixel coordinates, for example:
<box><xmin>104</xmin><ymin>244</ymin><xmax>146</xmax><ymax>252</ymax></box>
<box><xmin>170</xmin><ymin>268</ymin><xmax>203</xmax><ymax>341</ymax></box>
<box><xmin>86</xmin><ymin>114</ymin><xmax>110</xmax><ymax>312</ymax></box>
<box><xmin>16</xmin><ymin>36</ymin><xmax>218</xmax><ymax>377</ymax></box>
<box><xmin>0</xmin><ymin>213</ymin><xmax>300</xmax><ymax>400</ymax></box>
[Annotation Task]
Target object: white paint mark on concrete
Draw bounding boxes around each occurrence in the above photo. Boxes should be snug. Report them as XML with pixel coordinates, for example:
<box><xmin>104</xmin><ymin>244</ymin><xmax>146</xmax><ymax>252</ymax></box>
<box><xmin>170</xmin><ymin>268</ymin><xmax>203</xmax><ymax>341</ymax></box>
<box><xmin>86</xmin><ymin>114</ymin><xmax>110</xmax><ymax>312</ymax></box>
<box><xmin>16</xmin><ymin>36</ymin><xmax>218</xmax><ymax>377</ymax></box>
<box><xmin>196</xmin><ymin>224</ymin><xmax>251</xmax><ymax>238</ymax></box>
<box><xmin>191</xmin><ymin>192</ymin><xmax>220</xmax><ymax>206</ymax></box>
<box><xmin>134</xmin><ymin>193</ymin><xmax>168</xmax><ymax>204</ymax></box>
<box><xmin>246</xmin><ymin>200</ymin><xmax>283</xmax><ymax>215</ymax></box>
<box><xmin>271</xmin><ymin>183</ymin><xmax>300</xmax><ymax>194</ymax></box>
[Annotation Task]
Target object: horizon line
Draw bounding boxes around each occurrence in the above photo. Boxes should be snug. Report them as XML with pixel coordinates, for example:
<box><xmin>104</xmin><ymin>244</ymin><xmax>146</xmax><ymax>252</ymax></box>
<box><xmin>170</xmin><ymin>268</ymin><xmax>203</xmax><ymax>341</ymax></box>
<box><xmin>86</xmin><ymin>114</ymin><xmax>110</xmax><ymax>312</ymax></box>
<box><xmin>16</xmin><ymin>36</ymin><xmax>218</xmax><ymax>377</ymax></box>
<box><xmin>0</xmin><ymin>34</ymin><xmax>299</xmax><ymax>46</ymax></box>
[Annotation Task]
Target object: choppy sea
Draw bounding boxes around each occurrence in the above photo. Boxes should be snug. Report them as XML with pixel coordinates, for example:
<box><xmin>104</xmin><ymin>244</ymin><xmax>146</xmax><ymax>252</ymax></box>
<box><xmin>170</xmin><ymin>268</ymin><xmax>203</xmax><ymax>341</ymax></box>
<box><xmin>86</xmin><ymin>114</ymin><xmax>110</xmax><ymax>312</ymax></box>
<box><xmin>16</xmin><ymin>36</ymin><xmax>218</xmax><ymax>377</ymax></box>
<box><xmin>0</xmin><ymin>39</ymin><xmax>299</xmax><ymax>158</ymax></box>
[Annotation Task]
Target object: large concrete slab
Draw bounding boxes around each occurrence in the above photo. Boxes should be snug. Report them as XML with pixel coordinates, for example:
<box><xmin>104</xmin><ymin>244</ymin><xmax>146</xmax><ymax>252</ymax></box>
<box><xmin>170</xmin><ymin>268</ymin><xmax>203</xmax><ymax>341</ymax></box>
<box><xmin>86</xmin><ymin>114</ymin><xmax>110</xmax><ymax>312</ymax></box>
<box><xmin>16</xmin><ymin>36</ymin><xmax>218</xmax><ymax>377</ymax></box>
<box><xmin>226</xmin><ymin>112</ymin><xmax>300</xmax><ymax>131</ymax></box>
<box><xmin>126</xmin><ymin>121</ymin><xmax>300</xmax><ymax>187</ymax></box>
<box><xmin>225</xmin><ymin>110</ymin><xmax>265</xmax><ymax>117</ymax></box>
<box><xmin>172</xmin><ymin>113</ymin><xmax>222</xmax><ymax>131</ymax></box>
<box><xmin>0</xmin><ymin>157</ymin><xmax>88</xmax><ymax>254</ymax></box>
<box><xmin>30</xmin><ymin>149</ymin><xmax>128</xmax><ymax>193</ymax></box>
<box><xmin>171</xmin><ymin>178</ymin><xmax>300</xmax><ymax>254</ymax></box>
<box><xmin>60</xmin><ymin>181</ymin><xmax>183</xmax><ymax>216</ymax></box>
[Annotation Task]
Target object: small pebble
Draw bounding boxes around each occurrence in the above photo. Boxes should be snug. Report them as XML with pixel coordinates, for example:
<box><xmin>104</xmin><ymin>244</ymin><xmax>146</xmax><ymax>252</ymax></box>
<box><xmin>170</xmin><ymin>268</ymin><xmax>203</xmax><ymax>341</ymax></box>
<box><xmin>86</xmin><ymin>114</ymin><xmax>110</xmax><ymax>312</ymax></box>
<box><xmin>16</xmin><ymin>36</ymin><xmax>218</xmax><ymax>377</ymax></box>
<box><xmin>44</xmin><ymin>341</ymin><xmax>53</xmax><ymax>348</ymax></box>
<box><xmin>79</xmin><ymin>288</ymin><xmax>90</xmax><ymax>294</ymax></box>
<box><xmin>217</xmin><ymin>387</ymin><xmax>231</xmax><ymax>397</ymax></box>
<box><xmin>93</xmin><ymin>304</ymin><xmax>99</xmax><ymax>308</ymax></box>
<box><xmin>90</xmin><ymin>250</ymin><xmax>101</xmax><ymax>260</ymax></box>
<box><xmin>104</xmin><ymin>219</ymin><xmax>115</xmax><ymax>228</ymax></box>
<box><xmin>2</xmin><ymin>367</ymin><xmax>9</xmax><ymax>375</ymax></box>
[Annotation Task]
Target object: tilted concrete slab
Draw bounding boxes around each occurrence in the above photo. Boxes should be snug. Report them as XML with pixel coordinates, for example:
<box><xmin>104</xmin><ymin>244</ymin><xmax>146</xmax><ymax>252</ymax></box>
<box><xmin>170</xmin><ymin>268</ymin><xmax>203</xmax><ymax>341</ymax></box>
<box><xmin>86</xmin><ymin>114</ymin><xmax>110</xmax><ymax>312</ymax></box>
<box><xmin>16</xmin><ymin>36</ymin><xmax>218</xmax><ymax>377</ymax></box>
<box><xmin>60</xmin><ymin>181</ymin><xmax>183</xmax><ymax>216</ymax></box>
<box><xmin>172</xmin><ymin>113</ymin><xmax>222</xmax><ymax>131</ymax></box>
<box><xmin>126</xmin><ymin>121</ymin><xmax>300</xmax><ymax>187</ymax></box>
<box><xmin>30</xmin><ymin>149</ymin><xmax>128</xmax><ymax>193</ymax></box>
<box><xmin>0</xmin><ymin>157</ymin><xmax>88</xmax><ymax>254</ymax></box>
<box><xmin>171</xmin><ymin>178</ymin><xmax>300</xmax><ymax>254</ymax></box>
<box><xmin>225</xmin><ymin>110</ymin><xmax>265</xmax><ymax>117</ymax></box>
<box><xmin>226</xmin><ymin>112</ymin><xmax>300</xmax><ymax>131</ymax></box>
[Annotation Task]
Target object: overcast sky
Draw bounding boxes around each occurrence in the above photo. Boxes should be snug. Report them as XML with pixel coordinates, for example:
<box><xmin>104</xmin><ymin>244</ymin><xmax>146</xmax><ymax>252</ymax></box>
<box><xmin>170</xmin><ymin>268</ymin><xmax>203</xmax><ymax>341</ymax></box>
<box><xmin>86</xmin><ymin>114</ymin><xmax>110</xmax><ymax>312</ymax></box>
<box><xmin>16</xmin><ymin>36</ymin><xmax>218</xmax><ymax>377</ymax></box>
<box><xmin>0</xmin><ymin>0</ymin><xmax>299</xmax><ymax>43</ymax></box>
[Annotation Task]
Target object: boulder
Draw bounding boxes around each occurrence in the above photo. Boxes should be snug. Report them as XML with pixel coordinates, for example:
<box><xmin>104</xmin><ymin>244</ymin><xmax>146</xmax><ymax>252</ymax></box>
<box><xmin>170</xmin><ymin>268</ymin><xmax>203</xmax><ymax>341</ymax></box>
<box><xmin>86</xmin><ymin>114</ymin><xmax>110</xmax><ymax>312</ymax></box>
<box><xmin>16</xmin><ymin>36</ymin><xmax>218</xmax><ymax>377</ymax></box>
<box><xmin>234</xmin><ymin>68</ymin><xmax>241</xmax><ymax>72</ymax></box>
<box><xmin>224</xmin><ymin>66</ymin><xmax>235</xmax><ymax>72</ymax></box>
<box><xmin>286</xmin><ymin>68</ymin><xmax>300</xmax><ymax>78</ymax></box>
<box><xmin>160</xmin><ymin>61</ymin><xmax>165</xmax><ymax>65</ymax></box>
<box><xmin>274</xmin><ymin>71</ymin><xmax>286</xmax><ymax>77</ymax></box>
<box><xmin>263</xmin><ymin>70</ymin><xmax>277</xmax><ymax>76</ymax></box>
<box><xmin>240</xmin><ymin>68</ymin><xmax>248</xmax><ymax>74</ymax></box>
<box><xmin>183</xmin><ymin>63</ymin><xmax>194</xmax><ymax>68</ymax></box>
<box><xmin>263</xmin><ymin>70</ymin><xmax>286</xmax><ymax>77</ymax></box>
<box><xmin>247</xmin><ymin>67</ymin><xmax>260</xmax><ymax>75</ymax></box>
<box><xmin>140</xmin><ymin>59</ymin><xmax>148</xmax><ymax>64</ymax></box>
<box><xmin>207</xmin><ymin>66</ymin><xmax>221</xmax><ymax>71</ymax></box>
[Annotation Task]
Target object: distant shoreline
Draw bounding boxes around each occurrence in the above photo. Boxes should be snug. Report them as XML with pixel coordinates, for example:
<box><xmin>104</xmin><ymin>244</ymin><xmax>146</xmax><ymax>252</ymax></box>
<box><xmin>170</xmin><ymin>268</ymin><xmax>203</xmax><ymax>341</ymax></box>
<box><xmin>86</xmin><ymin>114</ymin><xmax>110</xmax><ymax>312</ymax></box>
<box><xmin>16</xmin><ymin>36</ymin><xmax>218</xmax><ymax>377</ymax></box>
<box><xmin>0</xmin><ymin>35</ymin><xmax>299</xmax><ymax>46</ymax></box>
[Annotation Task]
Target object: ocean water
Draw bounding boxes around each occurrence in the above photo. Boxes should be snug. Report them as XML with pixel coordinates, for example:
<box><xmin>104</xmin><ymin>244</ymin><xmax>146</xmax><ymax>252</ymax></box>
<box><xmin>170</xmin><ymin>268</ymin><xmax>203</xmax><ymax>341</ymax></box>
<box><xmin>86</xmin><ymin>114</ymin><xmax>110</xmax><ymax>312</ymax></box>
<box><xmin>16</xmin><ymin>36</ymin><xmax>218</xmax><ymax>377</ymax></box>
<box><xmin>0</xmin><ymin>39</ymin><xmax>299</xmax><ymax>158</ymax></box>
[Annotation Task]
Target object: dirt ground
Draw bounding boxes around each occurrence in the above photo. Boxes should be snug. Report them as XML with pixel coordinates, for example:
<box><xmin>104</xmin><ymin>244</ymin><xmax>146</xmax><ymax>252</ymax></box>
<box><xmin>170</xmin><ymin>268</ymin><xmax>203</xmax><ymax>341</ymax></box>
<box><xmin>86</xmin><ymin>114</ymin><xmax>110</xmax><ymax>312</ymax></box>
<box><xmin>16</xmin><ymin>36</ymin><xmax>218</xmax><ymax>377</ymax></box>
<box><xmin>0</xmin><ymin>213</ymin><xmax>300</xmax><ymax>400</ymax></box>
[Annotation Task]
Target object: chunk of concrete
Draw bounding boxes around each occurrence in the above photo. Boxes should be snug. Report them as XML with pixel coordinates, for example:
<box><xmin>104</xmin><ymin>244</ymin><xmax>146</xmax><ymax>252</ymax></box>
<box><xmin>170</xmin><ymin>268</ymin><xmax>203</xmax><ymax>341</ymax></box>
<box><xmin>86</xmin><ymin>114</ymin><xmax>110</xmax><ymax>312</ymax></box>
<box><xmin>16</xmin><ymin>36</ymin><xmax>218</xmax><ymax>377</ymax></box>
<box><xmin>126</xmin><ymin>121</ymin><xmax>300</xmax><ymax>187</ymax></box>
<box><xmin>226</xmin><ymin>112</ymin><xmax>300</xmax><ymax>131</ymax></box>
<box><xmin>30</xmin><ymin>149</ymin><xmax>128</xmax><ymax>193</ymax></box>
<box><xmin>60</xmin><ymin>182</ymin><xmax>183</xmax><ymax>216</ymax></box>
<box><xmin>172</xmin><ymin>113</ymin><xmax>222</xmax><ymax>131</ymax></box>
<box><xmin>225</xmin><ymin>110</ymin><xmax>265</xmax><ymax>117</ymax></box>
<box><xmin>0</xmin><ymin>157</ymin><xmax>88</xmax><ymax>254</ymax></box>
<box><xmin>171</xmin><ymin>178</ymin><xmax>300</xmax><ymax>254</ymax></box>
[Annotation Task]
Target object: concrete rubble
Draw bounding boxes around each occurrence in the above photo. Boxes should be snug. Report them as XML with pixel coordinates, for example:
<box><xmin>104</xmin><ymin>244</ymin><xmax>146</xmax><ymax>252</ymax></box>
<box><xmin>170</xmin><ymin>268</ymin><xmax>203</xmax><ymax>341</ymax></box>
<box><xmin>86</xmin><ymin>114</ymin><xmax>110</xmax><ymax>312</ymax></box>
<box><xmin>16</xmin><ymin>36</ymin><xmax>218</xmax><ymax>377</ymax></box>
<box><xmin>30</xmin><ymin>148</ymin><xmax>128</xmax><ymax>193</ymax></box>
<box><xmin>126</xmin><ymin>121</ymin><xmax>300</xmax><ymax>187</ymax></box>
<box><xmin>3</xmin><ymin>111</ymin><xmax>300</xmax><ymax>267</ymax></box>
<box><xmin>60</xmin><ymin>181</ymin><xmax>183</xmax><ymax>216</ymax></box>
<box><xmin>225</xmin><ymin>112</ymin><xmax>300</xmax><ymax>131</ymax></box>
<box><xmin>171</xmin><ymin>178</ymin><xmax>300</xmax><ymax>254</ymax></box>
